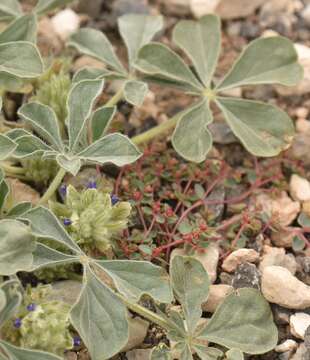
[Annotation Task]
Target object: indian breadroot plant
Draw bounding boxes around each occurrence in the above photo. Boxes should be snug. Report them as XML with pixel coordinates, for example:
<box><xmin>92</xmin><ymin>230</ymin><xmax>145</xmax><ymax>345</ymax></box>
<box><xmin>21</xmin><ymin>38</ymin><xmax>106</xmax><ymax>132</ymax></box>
<box><xmin>0</xmin><ymin>3</ymin><xmax>303</xmax><ymax>360</ymax></box>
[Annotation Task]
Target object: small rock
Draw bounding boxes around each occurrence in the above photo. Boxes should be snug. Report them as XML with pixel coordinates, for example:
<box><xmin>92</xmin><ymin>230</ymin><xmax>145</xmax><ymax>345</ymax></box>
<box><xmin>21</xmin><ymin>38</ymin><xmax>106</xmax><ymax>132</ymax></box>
<box><xmin>37</xmin><ymin>17</ymin><xmax>63</xmax><ymax>56</ymax></box>
<box><xmin>255</xmin><ymin>192</ymin><xmax>300</xmax><ymax>227</ymax></box>
<box><xmin>6</xmin><ymin>178</ymin><xmax>40</xmax><ymax>205</ymax></box>
<box><xmin>302</xmin><ymin>4</ymin><xmax>310</xmax><ymax>25</ymax></box>
<box><xmin>122</xmin><ymin>317</ymin><xmax>149</xmax><ymax>352</ymax></box>
<box><xmin>262</xmin><ymin>266</ymin><xmax>310</xmax><ymax>309</ymax></box>
<box><xmin>65</xmin><ymin>352</ymin><xmax>77</xmax><ymax>360</ymax></box>
<box><xmin>290</xmin><ymin>313</ymin><xmax>310</xmax><ymax>339</ymax></box>
<box><xmin>202</xmin><ymin>284</ymin><xmax>233</xmax><ymax>312</ymax></box>
<box><xmin>51</xmin><ymin>9</ymin><xmax>80</xmax><ymax>41</ymax></box>
<box><xmin>113</xmin><ymin>0</ymin><xmax>150</xmax><ymax>16</ymax></box>
<box><xmin>222</xmin><ymin>249</ymin><xmax>259</xmax><ymax>273</ymax></box>
<box><xmin>275</xmin><ymin>339</ymin><xmax>298</xmax><ymax>353</ymax></box>
<box><xmin>290</xmin><ymin>175</ymin><xmax>310</xmax><ymax>202</ymax></box>
<box><xmin>271</xmin><ymin>229</ymin><xmax>296</xmax><ymax>248</ymax></box>
<box><xmin>290</xmin><ymin>343</ymin><xmax>309</xmax><ymax>360</ymax></box>
<box><xmin>296</xmin><ymin>107</ymin><xmax>309</xmax><ymax>119</ymax></box>
<box><xmin>126</xmin><ymin>349</ymin><xmax>152</xmax><ymax>360</ymax></box>
<box><xmin>305</xmin><ymin>326</ymin><xmax>310</xmax><ymax>350</ymax></box>
<box><xmin>171</xmin><ymin>243</ymin><xmax>219</xmax><ymax>283</ymax></box>
<box><xmin>160</xmin><ymin>0</ymin><xmax>190</xmax><ymax>15</ymax></box>
<box><xmin>77</xmin><ymin>0</ymin><xmax>103</xmax><ymax>18</ymax></box>
<box><xmin>290</xmin><ymin>132</ymin><xmax>310</xmax><ymax>167</ymax></box>
<box><xmin>190</xmin><ymin>0</ymin><xmax>265</xmax><ymax>19</ymax></box>
<box><xmin>296</xmin><ymin>119</ymin><xmax>310</xmax><ymax>134</ymax></box>
<box><xmin>232</xmin><ymin>262</ymin><xmax>261</xmax><ymax>289</ymax></box>
<box><xmin>259</xmin><ymin>246</ymin><xmax>297</xmax><ymax>274</ymax></box>
<box><xmin>209</xmin><ymin>122</ymin><xmax>237</xmax><ymax>145</ymax></box>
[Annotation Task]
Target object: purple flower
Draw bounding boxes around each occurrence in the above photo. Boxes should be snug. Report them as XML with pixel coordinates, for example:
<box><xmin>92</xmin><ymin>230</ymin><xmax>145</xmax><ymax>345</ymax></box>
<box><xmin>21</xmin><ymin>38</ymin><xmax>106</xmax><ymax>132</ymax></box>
<box><xmin>27</xmin><ymin>303</ymin><xmax>36</xmax><ymax>312</ymax></box>
<box><xmin>110</xmin><ymin>194</ymin><xmax>119</xmax><ymax>205</ymax></box>
<box><xmin>63</xmin><ymin>218</ymin><xmax>72</xmax><ymax>226</ymax></box>
<box><xmin>73</xmin><ymin>336</ymin><xmax>81</xmax><ymax>347</ymax></box>
<box><xmin>87</xmin><ymin>181</ymin><xmax>97</xmax><ymax>189</ymax></box>
<box><xmin>59</xmin><ymin>184</ymin><xmax>67</xmax><ymax>197</ymax></box>
<box><xmin>13</xmin><ymin>318</ymin><xmax>22</xmax><ymax>329</ymax></box>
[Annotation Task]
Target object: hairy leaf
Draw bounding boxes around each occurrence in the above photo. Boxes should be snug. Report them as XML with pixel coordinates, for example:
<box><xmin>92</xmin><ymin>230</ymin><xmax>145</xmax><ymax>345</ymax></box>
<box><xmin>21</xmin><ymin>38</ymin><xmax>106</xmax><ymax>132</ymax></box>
<box><xmin>69</xmin><ymin>28</ymin><xmax>126</xmax><ymax>74</ymax></box>
<box><xmin>91</xmin><ymin>106</ymin><xmax>116</xmax><ymax>142</ymax></box>
<box><xmin>0</xmin><ymin>219</ymin><xmax>36</xmax><ymax>275</ymax></box>
<box><xmin>13</xmin><ymin>134</ymin><xmax>52</xmax><ymax>158</ymax></box>
<box><xmin>124</xmin><ymin>80</ymin><xmax>148</xmax><ymax>106</ymax></box>
<box><xmin>70</xmin><ymin>266</ymin><xmax>129</xmax><ymax>360</ymax></box>
<box><xmin>136</xmin><ymin>43</ymin><xmax>203</xmax><ymax>92</ymax></box>
<box><xmin>21</xmin><ymin>206</ymin><xmax>81</xmax><ymax>253</ymax></box>
<box><xmin>170</xmin><ymin>255</ymin><xmax>210</xmax><ymax>333</ymax></box>
<box><xmin>34</xmin><ymin>0</ymin><xmax>74</xmax><ymax>15</ymax></box>
<box><xmin>79</xmin><ymin>133</ymin><xmax>142</xmax><ymax>166</ymax></box>
<box><xmin>0</xmin><ymin>280</ymin><xmax>22</xmax><ymax>328</ymax></box>
<box><xmin>118</xmin><ymin>14</ymin><xmax>163</xmax><ymax>67</ymax></box>
<box><xmin>56</xmin><ymin>154</ymin><xmax>81</xmax><ymax>176</ymax></box>
<box><xmin>173</xmin><ymin>15</ymin><xmax>220</xmax><ymax>87</ymax></box>
<box><xmin>216</xmin><ymin>98</ymin><xmax>294</xmax><ymax>157</ymax></box>
<box><xmin>0</xmin><ymin>172</ymin><xmax>9</xmax><ymax>213</ymax></box>
<box><xmin>150</xmin><ymin>344</ymin><xmax>172</xmax><ymax>360</ymax></box>
<box><xmin>6</xmin><ymin>202</ymin><xmax>32</xmax><ymax>218</ymax></box>
<box><xmin>217</xmin><ymin>37</ymin><xmax>303</xmax><ymax>91</ymax></box>
<box><xmin>0</xmin><ymin>14</ymin><xmax>37</xmax><ymax>44</ymax></box>
<box><xmin>226</xmin><ymin>349</ymin><xmax>244</xmax><ymax>360</ymax></box>
<box><xmin>0</xmin><ymin>341</ymin><xmax>62</xmax><ymax>360</ymax></box>
<box><xmin>199</xmin><ymin>288</ymin><xmax>278</xmax><ymax>354</ymax></box>
<box><xmin>0</xmin><ymin>0</ymin><xmax>22</xmax><ymax>21</ymax></box>
<box><xmin>95</xmin><ymin>260</ymin><xmax>173</xmax><ymax>303</ymax></box>
<box><xmin>18</xmin><ymin>102</ymin><xmax>63</xmax><ymax>151</ymax></box>
<box><xmin>0</xmin><ymin>41</ymin><xmax>43</xmax><ymax>78</ymax></box>
<box><xmin>172</xmin><ymin>100</ymin><xmax>213</xmax><ymax>162</ymax></box>
<box><xmin>0</xmin><ymin>134</ymin><xmax>16</xmax><ymax>160</ymax></box>
<box><xmin>67</xmin><ymin>79</ymin><xmax>104</xmax><ymax>151</ymax></box>
<box><xmin>193</xmin><ymin>346</ymin><xmax>223</xmax><ymax>360</ymax></box>
<box><xmin>72</xmin><ymin>67</ymin><xmax>111</xmax><ymax>83</ymax></box>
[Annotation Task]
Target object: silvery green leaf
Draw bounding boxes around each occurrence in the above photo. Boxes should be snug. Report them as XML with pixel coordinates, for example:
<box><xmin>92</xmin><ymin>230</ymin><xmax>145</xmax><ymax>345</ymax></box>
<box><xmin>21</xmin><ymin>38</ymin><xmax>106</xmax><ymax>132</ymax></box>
<box><xmin>198</xmin><ymin>288</ymin><xmax>278</xmax><ymax>354</ymax></box>
<box><xmin>0</xmin><ymin>41</ymin><xmax>44</xmax><ymax>78</ymax></box>
<box><xmin>0</xmin><ymin>73</ymin><xmax>27</xmax><ymax>93</ymax></box>
<box><xmin>69</xmin><ymin>28</ymin><xmax>126</xmax><ymax>75</ymax></box>
<box><xmin>72</xmin><ymin>67</ymin><xmax>111</xmax><ymax>83</ymax></box>
<box><xmin>5</xmin><ymin>128</ymin><xmax>31</xmax><ymax>140</ymax></box>
<box><xmin>150</xmin><ymin>344</ymin><xmax>172</xmax><ymax>360</ymax></box>
<box><xmin>124</xmin><ymin>80</ymin><xmax>148</xmax><ymax>106</ymax></box>
<box><xmin>56</xmin><ymin>154</ymin><xmax>81</xmax><ymax>176</ymax></box>
<box><xmin>67</xmin><ymin>79</ymin><xmax>104</xmax><ymax>151</ymax></box>
<box><xmin>226</xmin><ymin>349</ymin><xmax>244</xmax><ymax>360</ymax></box>
<box><xmin>0</xmin><ymin>340</ymin><xmax>62</xmax><ymax>360</ymax></box>
<box><xmin>216</xmin><ymin>97</ymin><xmax>294</xmax><ymax>157</ymax></box>
<box><xmin>0</xmin><ymin>280</ymin><xmax>22</xmax><ymax>328</ymax></box>
<box><xmin>0</xmin><ymin>174</ymin><xmax>9</xmax><ymax>213</ymax></box>
<box><xmin>136</xmin><ymin>43</ymin><xmax>203</xmax><ymax>92</ymax></box>
<box><xmin>0</xmin><ymin>0</ymin><xmax>22</xmax><ymax>21</ymax></box>
<box><xmin>180</xmin><ymin>344</ymin><xmax>193</xmax><ymax>360</ymax></box>
<box><xmin>217</xmin><ymin>37</ymin><xmax>303</xmax><ymax>91</ymax></box>
<box><xmin>193</xmin><ymin>346</ymin><xmax>223</xmax><ymax>360</ymax></box>
<box><xmin>6</xmin><ymin>202</ymin><xmax>32</xmax><ymax>218</ymax></box>
<box><xmin>31</xmin><ymin>243</ymin><xmax>79</xmax><ymax>270</ymax></box>
<box><xmin>173</xmin><ymin>15</ymin><xmax>221</xmax><ymax>87</ymax></box>
<box><xmin>13</xmin><ymin>135</ymin><xmax>51</xmax><ymax>158</ymax></box>
<box><xmin>70</xmin><ymin>266</ymin><xmax>129</xmax><ymax>360</ymax></box>
<box><xmin>118</xmin><ymin>14</ymin><xmax>163</xmax><ymax>68</ymax></box>
<box><xmin>79</xmin><ymin>133</ymin><xmax>142</xmax><ymax>167</ymax></box>
<box><xmin>0</xmin><ymin>290</ymin><xmax>5</xmax><ymax>313</ymax></box>
<box><xmin>91</xmin><ymin>106</ymin><xmax>116</xmax><ymax>142</ymax></box>
<box><xmin>170</xmin><ymin>255</ymin><xmax>210</xmax><ymax>333</ymax></box>
<box><xmin>0</xmin><ymin>14</ymin><xmax>37</xmax><ymax>44</ymax></box>
<box><xmin>95</xmin><ymin>260</ymin><xmax>173</xmax><ymax>303</ymax></box>
<box><xmin>34</xmin><ymin>0</ymin><xmax>74</xmax><ymax>15</ymax></box>
<box><xmin>21</xmin><ymin>206</ymin><xmax>81</xmax><ymax>253</ymax></box>
<box><xmin>172</xmin><ymin>100</ymin><xmax>213</xmax><ymax>163</ymax></box>
<box><xmin>0</xmin><ymin>134</ymin><xmax>16</xmax><ymax>160</ymax></box>
<box><xmin>18</xmin><ymin>102</ymin><xmax>63</xmax><ymax>151</ymax></box>
<box><xmin>0</xmin><ymin>219</ymin><xmax>36</xmax><ymax>275</ymax></box>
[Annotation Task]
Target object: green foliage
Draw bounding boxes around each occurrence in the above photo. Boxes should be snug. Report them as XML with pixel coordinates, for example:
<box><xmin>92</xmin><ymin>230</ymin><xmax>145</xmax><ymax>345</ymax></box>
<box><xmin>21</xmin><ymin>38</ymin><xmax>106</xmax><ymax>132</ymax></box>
<box><xmin>136</xmin><ymin>15</ymin><xmax>302</xmax><ymax>162</ymax></box>
<box><xmin>50</xmin><ymin>185</ymin><xmax>131</xmax><ymax>253</ymax></box>
<box><xmin>20</xmin><ymin>157</ymin><xmax>59</xmax><ymax>186</ymax></box>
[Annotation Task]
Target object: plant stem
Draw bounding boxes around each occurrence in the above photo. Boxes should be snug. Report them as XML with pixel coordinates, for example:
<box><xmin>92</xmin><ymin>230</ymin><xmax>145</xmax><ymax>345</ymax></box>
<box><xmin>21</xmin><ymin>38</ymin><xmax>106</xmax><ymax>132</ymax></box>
<box><xmin>132</xmin><ymin>113</ymin><xmax>180</xmax><ymax>146</ymax></box>
<box><xmin>38</xmin><ymin>167</ymin><xmax>66</xmax><ymax>205</ymax></box>
<box><xmin>105</xmin><ymin>88</ymin><xmax>124</xmax><ymax>107</ymax></box>
<box><xmin>0</xmin><ymin>163</ymin><xmax>25</xmax><ymax>175</ymax></box>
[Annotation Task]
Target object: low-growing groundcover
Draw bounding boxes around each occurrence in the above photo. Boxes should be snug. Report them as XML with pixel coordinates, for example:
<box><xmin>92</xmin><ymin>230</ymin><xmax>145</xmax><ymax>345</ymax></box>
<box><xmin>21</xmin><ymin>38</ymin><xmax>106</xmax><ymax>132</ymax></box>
<box><xmin>0</xmin><ymin>0</ymin><xmax>304</xmax><ymax>359</ymax></box>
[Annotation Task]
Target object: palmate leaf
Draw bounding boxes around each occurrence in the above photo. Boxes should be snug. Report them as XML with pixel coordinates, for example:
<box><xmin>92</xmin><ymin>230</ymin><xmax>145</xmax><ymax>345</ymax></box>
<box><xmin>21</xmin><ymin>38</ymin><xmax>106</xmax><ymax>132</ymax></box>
<box><xmin>0</xmin><ymin>41</ymin><xmax>44</xmax><ymax>78</ymax></box>
<box><xmin>78</xmin><ymin>133</ymin><xmax>142</xmax><ymax>167</ymax></box>
<box><xmin>95</xmin><ymin>259</ymin><xmax>173</xmax><ymax>303</ymax></box>
<box><xmin>193</xmin><ymin>346</ymin><xmax>223</xmax><ymax>360</ymax></box>
<box><xmin>0</xmin><ymin>280</ymin><xmax>23</xmax><ymax>328</ymax></box>
<box><xmin>56</xmin><ymin>154</ymin><xmax>81</xmax><ymax>176</ymax></box>
<box><xmin>0</xmin><ymin>340</ymin><xmax>62</xmax><ymax>360</ymax></box>
<box><xmin>68</xmin><ymin>28</ymin><xmax>126</xmax><ymax>75</ymax></box>
<box><xmin>216</xmin><ymin>98</ymin><xmax>294</xmax><ymax>157</ymax></box>
<box><xmin>118</xmin><ymin>14</ymin><xmax>163</xmax><ymax>68</ymax></box>
<box><xmin>70</xmin><ymin>266</ymin><xmax>129</xmax><ymax>360</ymax></box>
<box><xmin>91</xmin><ymin>106</ymin><xmax>116</xmax><ymax>142</ymax></box>
<box><xmin>0</xmin><ymin>219</ymin><xmax>36</xmax><ymax>275</ymax></box>
<box><xmin>172</xmin><ymin>100</ymin><xmax>213</xmax><ymax>163</ymax></box>
<box><xmin>0</xmin><ymin>134</ymin><xmax>16</xmax><ymax>160</ymax></box>
<box><xmin>170</xmin><ymin>256</ymin><xmax>210</xmax><ymax>333</ymax></box>
<box><xmin>216</xmin><ymin>37</ymin><xmax>303</xmax><ymax>91</ymax></box>
<box><xmin>0</xmin><ymin>0</ymin><xmax>22</xmax><ymax>21</ymax></box>
<box><xmin>198</xmin><ymin>288</ymin><xmax>278</xmax><ymax>354</ymax></box>
<box><xmin>173</xmin><ymin>15</ymin><xmax>221</xmax><ymax>87</ymax></box>
<box><xmin>0</xmin><ymin>14</ymin><xmax>37</xmax><ymax>44</ymax></box>
<box><xmin>123</xmin><ymin>80</ymin><xmax>148</xmax><ymax>106</ymax></box>
<box><xmin>12</xmin><ymin>134</ymin><xmax>53</xmax><ymax>158</ymax></box>
<box><xmin>34</xmin><ymin>0</ymin><xmax>74</xmax><ymax>16</ymax></box>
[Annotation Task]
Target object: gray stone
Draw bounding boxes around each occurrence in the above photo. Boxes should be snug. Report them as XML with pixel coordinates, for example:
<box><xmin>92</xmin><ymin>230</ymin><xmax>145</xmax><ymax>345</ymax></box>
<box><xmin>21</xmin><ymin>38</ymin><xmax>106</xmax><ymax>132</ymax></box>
<box><xmin>232</xmin><ymin>262</ymin><xmax>260</xmax><ymax>289</ymax></box>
